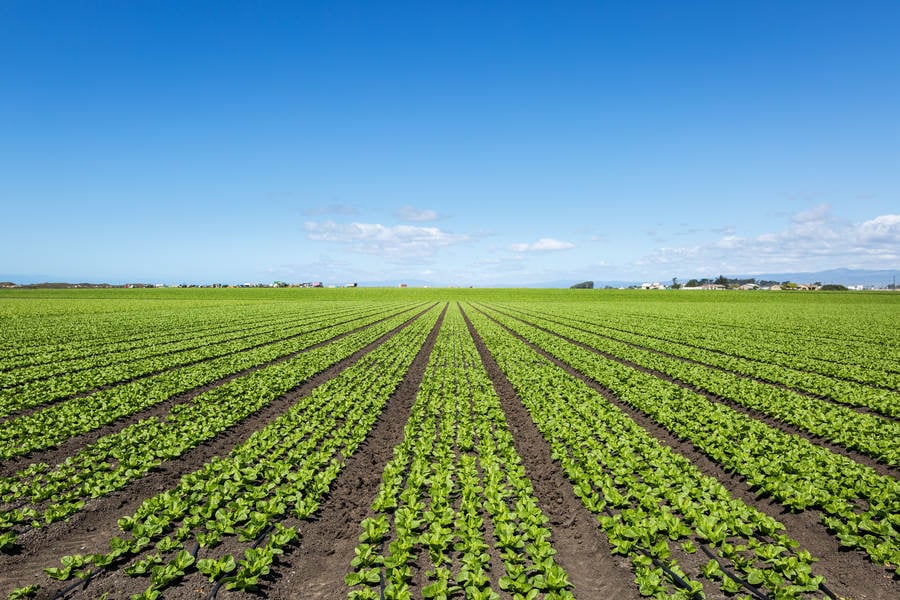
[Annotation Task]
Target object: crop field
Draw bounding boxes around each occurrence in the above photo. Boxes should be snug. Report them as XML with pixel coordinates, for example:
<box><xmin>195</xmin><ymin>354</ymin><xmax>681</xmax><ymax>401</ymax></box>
<box><xmin>0</xmin><ymin>288</ymin><xmax>897</xmax><ymax>600</ymax></box>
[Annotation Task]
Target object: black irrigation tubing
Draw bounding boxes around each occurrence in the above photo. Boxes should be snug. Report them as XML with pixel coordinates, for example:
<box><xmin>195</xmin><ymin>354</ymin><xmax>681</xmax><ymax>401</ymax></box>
<box><xmin>51</xmin><ymin>565</ymin><xmax>105</xmax><ymax>599</ymax></box>
<box><xmin>699</xmin><ymin>540</ymin><xmax>834</xmax><ymax>600</ymax></box>
<box><xmin>650</xmin><ymin>555</ymin><xmax>694</xmax><ymax>594</ymax></box>
<box><xmin>594</xmin><ymin>502</ymin><xmax>696</xmax><ymax>594</ymax></box>
<box><xmin>51</xmin><ymin>539</ymin><xmax>202</xmax><ymax>599</ymax></box>
<box><xmin>699</xmin><ymin>543</ymin><xmax>769</xmax><ymax>600</ymax></box>
<box><xmin>819</xmin><ymin>580</ymin><xmax>840</xmax><ymax>599</ymax></box>
<box><xmin>206</xmin><ymin>578</ymin><xmax>226</xmax><ymax>600</ymax></box>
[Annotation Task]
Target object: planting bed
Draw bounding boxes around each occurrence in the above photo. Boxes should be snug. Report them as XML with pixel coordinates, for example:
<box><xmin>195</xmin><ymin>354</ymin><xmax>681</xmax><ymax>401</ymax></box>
<box><xmin>0</xmin><ymin>288</ymin><xmax>897</xmax><ymax>600</ymax></box>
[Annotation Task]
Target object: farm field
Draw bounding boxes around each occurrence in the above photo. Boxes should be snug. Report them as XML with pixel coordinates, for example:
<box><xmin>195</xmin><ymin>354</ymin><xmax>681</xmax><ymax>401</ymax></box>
<box><xmin>0</xmin><ymin>288</ymin><xmax>897</xmax><ymax>600</ymax></box>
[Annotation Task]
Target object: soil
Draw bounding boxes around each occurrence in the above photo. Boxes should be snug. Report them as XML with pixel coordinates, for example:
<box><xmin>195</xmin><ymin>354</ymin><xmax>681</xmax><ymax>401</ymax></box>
<box><xmin>0</xmin><ymin>304</ymin><xmax>437</xmax><ymax>599</ymax></box>
<box><xmin>459</xmin><ymin>304</ymin><xmax>641</xmax><ymax>600</ymax></box>
<box><xmin>1</xmin><ymin>300</ymin><xmax>897</xmax><ymax>600</ymax></box>
<box><xmin>0</xmin><ymin>304</ymin><xmax>426</xmax><ymax>478</ymax></box>
<box><xmin>485</xmin><ymin>304</ymin><xmax>898</xmax><ymax>480</ymax></box>
<box><xmin>470</xmin><ymin>304</ymin><xmax>900</xmax><ymax>600</ymax></box>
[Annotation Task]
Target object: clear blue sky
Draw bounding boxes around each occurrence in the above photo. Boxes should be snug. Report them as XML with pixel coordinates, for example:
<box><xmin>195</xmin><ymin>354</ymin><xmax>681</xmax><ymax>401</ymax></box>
<box><xmin>2</xmin><ymin>1</ymin><xmax>898</xmax><ymax>285</ymax></box>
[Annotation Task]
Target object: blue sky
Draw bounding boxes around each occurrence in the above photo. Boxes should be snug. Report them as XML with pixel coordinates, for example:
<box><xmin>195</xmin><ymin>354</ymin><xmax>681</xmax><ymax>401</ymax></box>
<box><xmin>2</xmin><ymin>1</ymin><xmax>898</xmax><ymax>285</ymax></box>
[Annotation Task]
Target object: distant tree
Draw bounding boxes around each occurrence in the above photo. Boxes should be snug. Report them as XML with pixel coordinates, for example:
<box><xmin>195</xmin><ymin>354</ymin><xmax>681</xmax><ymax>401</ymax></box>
<box><xmin>685</xmin><ymin>279</ymin><xmax>700</xmax><ymax>287</ymax></box>
<box><xmin>671</xmin><ymin>277</ymin><xmax>680</xmax><ymax>289</ymax></box>
<box><xmin>570</xmin><ymin>281</ymin><xmax>594</xmax><ymax>289</ymax></box>
<box><xmin>820</xmin><ymin>284</ymin><xmax>847</xmax><ymax>291</ymax></box>
<box><xmin>715</xmin><ymin>274</ymin><xmax>729</xmax><ymax>286</ymax></box>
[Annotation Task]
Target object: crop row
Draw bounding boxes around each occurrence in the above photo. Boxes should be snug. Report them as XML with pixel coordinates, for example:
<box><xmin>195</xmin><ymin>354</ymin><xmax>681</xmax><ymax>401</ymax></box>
<box><xmin>0</xmin><ymin>303</ymin><xmax>402</xmax><ymax>415</ymax></box>
<box><xmin>473</xmin><ymin>304</ymin><xmax>900</xmax><ymax>573</ymax></box>
<box><xmin>0</xmin><ymin>302</ymin><xmax>376</xmax><ymax>389</ymax></box>
<box><xmin>7</xmin><ymin>303</ymin><xmax>443</xmax><ymax>600</ymax></box>
<box><xmin>347</xmin><ymin>304</ymin><xmax>573</xmax><ymax>600</ymax></box>
<box><xmin>0</xmin><ymin>303</ymin><xmax>425</xmax><ymax>459</ymax></box>
<box><xmin>486</xmin><ymin>304</ymin><xmax>900</xmax><ymax>462</ymax></box>
<box><xmin>0</xmin><ymin>305</ymin><xmax>437</xmax><ymax>552</ymax></box>
<box><xmin>466</xmin><ymin>305</ymin><xmax>837</xmax><ymax>598</ymax></box>
<box><xmin>606</xmin><ymin>304</ymin><xmax>899</xmax><ymax>376</ymax></box>
<box><xmin>507</xmin><ymin>303</ymin><xmax>899</xmax><ymax>402</ymax></box>
<box><xmin>0</xmin><ymin>301</ymin><xmax>307</xmax><ymax>367</ymax></box>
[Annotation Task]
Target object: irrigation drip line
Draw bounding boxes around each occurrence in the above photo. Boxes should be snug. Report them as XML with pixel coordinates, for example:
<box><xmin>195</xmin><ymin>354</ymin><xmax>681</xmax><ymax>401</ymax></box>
<box><xmin>595</xmin><ymin>504</ymin><xmax>696</xmax><ymax>594</ymax></box>
<box><xmin>700</xmin><ymin>543</ymin><xmax>769</xmax><ymax>600</ymax></box>
<box><xmin>52</xmin><ymin>565</ymin><xmax>106</xmax><ymax>599</ymax></box>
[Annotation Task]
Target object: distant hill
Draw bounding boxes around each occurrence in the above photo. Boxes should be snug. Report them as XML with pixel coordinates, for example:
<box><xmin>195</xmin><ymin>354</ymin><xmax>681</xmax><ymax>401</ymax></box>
<box><xmin>730</xmin><ymin>268</ymin><xmax>896</xmax><ymax>287</ymax></box>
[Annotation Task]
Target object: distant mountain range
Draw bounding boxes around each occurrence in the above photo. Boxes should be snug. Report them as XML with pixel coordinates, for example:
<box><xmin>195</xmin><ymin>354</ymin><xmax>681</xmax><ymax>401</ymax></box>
<box><xmin>3</xmin><ymin>268</ymin><xmax>896</xmax><ymax>289</ymax></box>
<box><xmin>725</xmin><ymin>268</ymin><xmax>897</xmax><ymax>287</ymax></box>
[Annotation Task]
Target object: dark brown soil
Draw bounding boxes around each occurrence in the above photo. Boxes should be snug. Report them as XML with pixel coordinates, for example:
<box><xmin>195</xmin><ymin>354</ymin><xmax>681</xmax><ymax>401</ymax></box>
<box><xmin>528</xmin><ymin>307</ymin><xmax>900</xmax><ymax>394</ymax></box>
<box><xmin>533</xmin><ymin>308</ymin><xmax>900</xmax><ymax>424</ymax></box>
<box><xmin>215</xmin><ymin>303</ymin><xmax>448</xmax><ymax>600</ymax></box>
<box><xmin>0</xmin><ymin>303</ymin><xmax>422</xmax><ymax>426</ymax></box>
<box><xmin>2</xmin><ymin>301</ymin><xmax>897</xmax><ymax>600</ymax></box>
<box><xmin>0</xmin><ymin>304</ymin><xmax>426</xmax><ymax>478</ymax></box>
<box><xmin>485</xmin><ymin>304</ymin><xmax>898</xmax><ymax>479</ymax></box>
<box><xmin>460</xmin><ymin>304</ymin><xmax>641</xmax><ymax>600</ymax></box>
<box><xmin>471</xmin><ymin>304</ymin><xmax>900</xmax><ymax>600</ymax></box>
<box><xmin>0</xmin><ymin>304</ymin><xmax>438</xmax><ymax>599</ymax></box>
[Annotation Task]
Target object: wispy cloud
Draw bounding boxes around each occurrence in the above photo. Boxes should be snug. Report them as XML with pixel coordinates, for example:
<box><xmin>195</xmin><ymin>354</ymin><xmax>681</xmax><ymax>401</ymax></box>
<box><xmin>303</xmin><ymin>203</ymin><xmax>358</xmax><ymax>217</ymax></box>
<box><xmin>635</xmin><ymin>206</ymin><xmax>899</xmax><ymax>275</ymax></box>
<box><xmin>304</xmin><ymin>221</ymin><xmax>469</xmax><ymax>259</ymax></box>
<box><xmin>395</xmin><ymin>205</ymin><xmax>440</xmax><ymax>222</ymax></box>
<box><xmin>509</xmin><ymin>238</ymin><xmax>575</xmax><ymax>252</ymax></box>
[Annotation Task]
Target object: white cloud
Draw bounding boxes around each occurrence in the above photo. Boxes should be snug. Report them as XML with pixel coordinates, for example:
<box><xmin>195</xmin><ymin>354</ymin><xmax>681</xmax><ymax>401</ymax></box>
<box><xmin>395</xmin><ymin>205</ymin><xmax>440</xmax><ymax>222</ymax></box>
<box><xmin>304</xmin><ymin>220</ymin><xmax>469</xmax><ymax>259</ymax></box>
<box><xmin>636</xmin><ymin>206</ymin><xmax>899</xmax><ymax>275</ymax></box>
<box><xmin>858</xmin><ymin>214</ymin><xmax>900</xmax><ymax>242</ymax></box>
<box><xmin>509</xmin><ymin>238</ymin><xmax>575</xmax><ymax>252</ymax></box>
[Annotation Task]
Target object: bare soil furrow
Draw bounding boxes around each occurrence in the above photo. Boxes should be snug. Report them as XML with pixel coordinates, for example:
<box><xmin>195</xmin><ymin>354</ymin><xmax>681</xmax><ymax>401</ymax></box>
<box><xmin>0</xmin><ymin>305</ymin><xmax>425</xmax><ymax>478</ymax></box>
<box><xmin>224</xmin><ymin>303</ymin><xmax>448</xmax><ymax>600</ymax></box>
<box><xmin>472</xmin><ymin>305</ymin><xmax>900</xmax><ymax>600</ymax></box>
<box><xmin>0</xmin><ymin>304</ymin><xmax>439</xmax><ymax>594</ymax></box>
<box><xmin>526</xmin><ymin>307</ymin><xmax>900</xmax><ymax>393</ymax></box>
<box><xmin>460</xmin><ymin>304</ymin><xmax>641</xmax><ymax>600</ymax></box>
<box><xmin>0</xmin><ymin>304</ymin><xmax>422</xmax><ymax>422</ymax></box>
<box><xmin>545</xmin><ymin>309</ymin><xmax>900</xmax><ymax>420</ymax></box>
<box><xmin>485</xmin><ymin>304</ymin><xmax>898</xmax><ymax>479</ymax></box>
<box><xmin>0</xmin><ymin>307</ymin><xmax>367</xmax><ymax>391</ymax></box>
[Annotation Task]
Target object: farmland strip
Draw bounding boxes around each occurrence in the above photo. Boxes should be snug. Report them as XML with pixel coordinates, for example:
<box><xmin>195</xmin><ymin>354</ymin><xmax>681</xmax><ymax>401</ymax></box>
<box><xmin>0</xmin><ymin>303</ymin><xmax>425</xmax><ymax>459</ymax></box>
<box><xmin>344</xmin><ymin>304</ymin><xmax>576</xmax><ymax>600</ymax></box>
<box><xmin>0</xmin><ymin>305</ymin><xmax>443</xmax><ymax>594</ymax></box>
<box><xmin>472</xmin><ymin>305</ymin><xmax>900</xmax><ymax>572</ymax></box>
<box><xmin>0</xmin><ymin>304</ymin><xmax>401</xmax><ymax>415</ymax></box>
<box><xmin>0</xmin><ymin>303</ymin><xmax>311</xmax><ymax>369</ymax></box>
<box><xmin>0</xmin><ymin>303</ymin><xmax>370</xmax><ymax>388</ymax></box>
<box><xmin>6</xmin><ymin>304</ymin><xmax>444</xmax><ymax>600</ymax></box>
<box><xmin>503</xmin><ymin>303</ymin><xmax>900</xmax><ymax>407</ymax></box>
<box><xmin>484</xmin><ymin>304</ymin><xmax>900</xmax><ymax>466</ymax></box>
<box><xmin>0</xmin><ymin>305</ymin><xmax>439</xmax><ymax>548</ymax></box>
<box><xmin>460</xmin><ymin>305</ymin><xmax>641</xmax><ymax>600</ymax></box>
<box><xmin>0</xmin><ymin>304</ymin><xmax>424</xmax><ymax>479</ymax></box>
<box><xmin>467</xmin><ymin>305</ymin><xmax>899</xmax><ymax>600</ymax></box>
<box><xmin>261</xmin><ymin>304</ymin><xmax>446</xmax><ymax>600</ymax></box>
<box><xmin>465</xmin><ymin>305</ymin><xmax>847</xmax><ymax>599</ymax></box>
